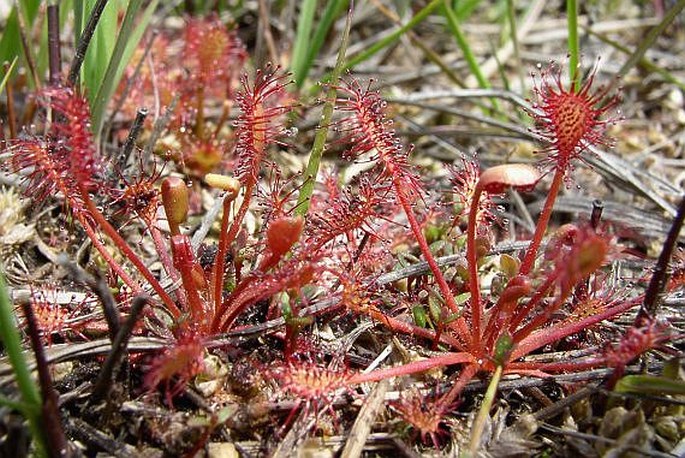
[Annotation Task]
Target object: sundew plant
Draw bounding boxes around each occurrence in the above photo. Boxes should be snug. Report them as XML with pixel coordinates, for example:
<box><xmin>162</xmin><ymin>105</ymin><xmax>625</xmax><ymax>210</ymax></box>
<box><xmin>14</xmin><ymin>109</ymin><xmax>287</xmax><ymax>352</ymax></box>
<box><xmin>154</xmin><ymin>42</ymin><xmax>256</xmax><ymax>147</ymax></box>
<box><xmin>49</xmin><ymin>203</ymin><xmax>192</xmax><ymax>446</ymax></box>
<box><xmin>0</xmin><ymin>3</ymin><xmax>684</xmax><ymax>456</ymax></box>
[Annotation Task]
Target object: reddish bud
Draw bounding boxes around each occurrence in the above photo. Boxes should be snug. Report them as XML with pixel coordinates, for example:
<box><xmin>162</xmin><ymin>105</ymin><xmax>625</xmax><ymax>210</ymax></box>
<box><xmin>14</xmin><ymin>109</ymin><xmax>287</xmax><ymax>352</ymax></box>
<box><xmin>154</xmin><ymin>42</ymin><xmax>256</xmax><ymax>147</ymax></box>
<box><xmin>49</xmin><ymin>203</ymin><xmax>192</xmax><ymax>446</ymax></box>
<box><xmin>161</xmin><ymin>177</ymin><xmax>189</xmax><ymax>235</ymax></box>
<box><xmin>267</xmin><ymin>216</ymin><xmax>304</xmax><ymax>257</ymax></box>
<box><xmin>559</xmin><ymin>228</ymin><xmax>611</xmax><ymax>292</ymax></box>
<box><xmin>498</xmin><ymin>275</ymin><xmax>532</xmax><ymax>304</ymax></box>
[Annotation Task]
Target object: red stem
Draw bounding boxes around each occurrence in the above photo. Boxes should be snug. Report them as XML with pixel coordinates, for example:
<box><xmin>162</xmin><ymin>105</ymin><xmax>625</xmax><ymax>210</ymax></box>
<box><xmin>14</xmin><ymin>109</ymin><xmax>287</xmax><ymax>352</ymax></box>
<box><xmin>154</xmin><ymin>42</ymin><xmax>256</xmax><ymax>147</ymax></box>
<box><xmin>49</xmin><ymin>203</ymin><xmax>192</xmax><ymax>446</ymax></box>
<box><xmin>171</xmin><ymin>235</ymin><xmax>207</xmax><ymax>328</ymax></box>
<box><xmin>520</xmin><ymin>168</ymin><xmax>565</xmax><ymax>276</ymax></box>
<box><xmin>512</xmin><ymin>292</ymin><xmax>569</xmax><ymax>344</ymax></box>
<box><xmin>347</xmin><ymin>352</ymin><xmax>475</xmax><ymax>385</ymax></box>
<box><xmin>78</xmin><ymin>185</ymin><xmax>180</xmax><ymax>317</ymax></box>
<box><xmin>437</xmin><ymin>362</ymin><xmax>480</xmax><ymax>408</ymax></box>
<box><xmin>507</xmin><ymin>358</ymin><xmax>602</xmax><ymax>373</ymax></box>
<box><xmin>393</xmin><ymin>180</ymin><xmax>471</xmax><ymax>344</ymax></box>
<box><xmin>510</xmin><ymin>296</ymin><xmax>640</xmax><ymax>360</ymax></box>
<box><xmin>466</xmin><ymin>184</ymin><xmax>484</xmax><ymax>348</ymax></box>
<box><xmin>216</xmin><ymin>286</ymin><xmax>270</xmax><ymax>332</ymax></box>
<box><xmin>210</xmin><ymin>272</ymin><xmax>254</xmax><ymax>332</ymax></box>
<box><xmin>76</xmin><ymin>214</ymin><xmax>142</xmax><ymax>294</ymax></box>
<box><xmin>150</xmin><ymin>225</ymin><xmax>188</xmax><ymax>311</ymax></box>
<box><xmin>364</xmin><ymin>307</ymin><xmax>465</xmax><ymax>350</ymax></box>
<box><xmin>211</xmin><ymin>195</ymin><xmax>236</xmax><ymax>315</ymax></box>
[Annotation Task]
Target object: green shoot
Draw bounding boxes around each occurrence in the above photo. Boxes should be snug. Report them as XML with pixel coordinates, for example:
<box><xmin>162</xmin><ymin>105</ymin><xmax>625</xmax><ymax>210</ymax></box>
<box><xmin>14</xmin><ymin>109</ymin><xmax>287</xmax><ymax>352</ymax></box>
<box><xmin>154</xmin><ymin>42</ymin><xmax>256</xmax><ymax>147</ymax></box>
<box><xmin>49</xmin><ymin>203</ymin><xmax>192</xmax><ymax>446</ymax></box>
<box><xmin>296</xmin><ymin>4</ymin><xmax>352</xmax><ymax>215</ymax></box>
<box><xmin>0</xmin><ymin>272</ymin><xmax>47</xmax><ymax>457</ymax></box>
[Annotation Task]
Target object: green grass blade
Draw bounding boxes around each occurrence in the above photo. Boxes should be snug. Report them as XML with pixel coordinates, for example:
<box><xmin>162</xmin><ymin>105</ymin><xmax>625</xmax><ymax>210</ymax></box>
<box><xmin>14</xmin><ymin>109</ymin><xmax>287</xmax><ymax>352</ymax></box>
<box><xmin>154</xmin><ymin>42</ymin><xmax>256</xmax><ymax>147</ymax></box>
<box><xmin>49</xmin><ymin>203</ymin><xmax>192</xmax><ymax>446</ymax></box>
<box><xmin>73</xmin><ymin>0</ymin><xmax>84</xmax><ymax>46</ymax></box>
<box><xmin>91</xmin><ymin>0</ymin><xmax>160</xmax><ymax>140</ymax></box>
<box><xmin>297</xmin><ymin>0</ymin><xmax>349</xmax><ymax>88</ymax></box>
<box><xmin>0</xmin><ymin>394</ymin><xmax>30</xmax><ymax>414</ymax></box>
<box><xmin>111</xmin><ymin>0</ymin><xmax>161</xmax><ymax>100</ymax></box>
<box><xmin>566</xmin><ymin>0</ymin><xmax>579</xmax><ymax>89</ymax></box>
<box><xmin>611</xmin><ymin>0</ymin><xmax>685</xmax><ymax>92</ymax></box>
<box><xmin>295</xmin><ymin>4</ymin><xmax>353</xmax><ymax>216</ymax></box>
<box><xmin>82</xmin><ymin>0</ymin><xmax>121</xmax><ymax>104</ymax></box>
<box><xmin>0</xmin><ymin>2</ymin><xmax>40</xmax><ymax>75</ymax></box>
<box><xmin>0</xmin><ymin>272</ymin><xmax>46</xmax><ymax>457</ymax></box>
<box><xmin>0</xmin><ymin>58</ymin><xmax>18</xmax><ymax>94</ymax></box>
<box><xmin>615</xmin><ymin>375</ymin><xmax>685</xmax><ymax>396</ymax></box>
<box><xmin>291</xmin><ymin>0</ymin><xmax>318</xmax><ymax>85</ymax></box>
<box><xmin>587</xmin><ymin>28</ymin><xmax>685</xmax><ymax>91</ymax></box>
<box><xmin>441</xmin><ymin>0</ymin><xmax>489</xmax><ymax>90</ymax></box>
<box><xmin>453</xmin><ymin>0</ymin><xmax>481</xmax><ymax>20</ymax></box>
<box><xmin>344</xmin><ymin>0</ymin><xmax>442</xmax><ymax>71</ymax></box>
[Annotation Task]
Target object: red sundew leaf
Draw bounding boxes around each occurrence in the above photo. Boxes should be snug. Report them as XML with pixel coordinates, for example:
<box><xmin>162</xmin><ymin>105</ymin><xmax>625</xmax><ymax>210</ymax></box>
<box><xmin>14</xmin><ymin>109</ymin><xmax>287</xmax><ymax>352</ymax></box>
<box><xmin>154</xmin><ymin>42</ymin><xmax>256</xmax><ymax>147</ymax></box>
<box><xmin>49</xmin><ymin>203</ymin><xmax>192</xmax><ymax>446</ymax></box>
<box><xmin>334</xmin><ymin>77</ymin><xmax>423</xmax><ymax>198</ymax></box>
<box><xmin>183</xmin><ymin>16</ymin><xmax>247</xmax><ymax>90</ymax></box>
<box><xmin>527</xmin><ymin>61</ymin><xmax>622</xmax><ymax>174</ymax></box>
<box><xmin>233</xmin><ymin>65</ymin><xmax>294</xmax><ymax>185</ymax></box>
<box><xmin>4</xmin><ymin>87</ymin><xmax>101</xmax><ymax>214</ymax></box>
<box><xmin>144</xmin><ymin>331</ymin><xmax>205</xmax><ymax>404</ymax></box>
<box><xmin>42</xmin><ymin>87</ymin><xmax>101</xmax><ymax>190</ymax></box>
<box><xmin>604</xmin><ymin>318</ymin><xmax>674</xmax><ymax>370</ymax></box>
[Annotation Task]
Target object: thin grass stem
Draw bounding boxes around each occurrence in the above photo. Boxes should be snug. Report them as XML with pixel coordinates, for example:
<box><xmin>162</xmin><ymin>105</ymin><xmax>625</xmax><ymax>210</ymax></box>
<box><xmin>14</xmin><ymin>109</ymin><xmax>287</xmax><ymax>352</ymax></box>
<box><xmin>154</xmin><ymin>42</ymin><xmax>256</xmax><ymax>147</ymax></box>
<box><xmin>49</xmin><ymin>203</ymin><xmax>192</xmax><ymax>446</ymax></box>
<box><xmin>291</xmin><ymin>0</ymin><xmax>317</xmax><ymax>85</ymax></box>
<box><xmin>67</xmin><ymin>0</ymin><xmax>108</xmax><ymax>86</ymax></box>
<box><xmin>343</xmin><ymin>0</ymin><xmax>441</xmax><ymax>71</ymax></box>
<box><xmin>469</xmin><ymin>365</ymin><xmax>502</xmax><ymax>454</ymax></box>
<box><xmin>295</xmin><ymin>2</ymin><xmax>352</xmax><ymax>215</ymax></box>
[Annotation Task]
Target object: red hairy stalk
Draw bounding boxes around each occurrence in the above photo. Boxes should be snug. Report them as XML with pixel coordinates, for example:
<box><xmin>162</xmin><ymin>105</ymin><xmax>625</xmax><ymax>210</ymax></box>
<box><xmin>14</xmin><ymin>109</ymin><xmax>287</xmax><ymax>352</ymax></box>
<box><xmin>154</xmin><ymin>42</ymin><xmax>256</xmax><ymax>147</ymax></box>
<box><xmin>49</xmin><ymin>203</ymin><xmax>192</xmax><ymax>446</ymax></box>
<box><xmin>336</xmin><ymin>78</ymin><xmax>470</xmax><ymax>342</ymax></box>
<box><xmin>214</xmin><ymin>259</ymin><xmax>316</xmax><ymax>332</ymax></box>
<box><xmin>7</xmin><ymin>87</ymin><xmax>179</xmax><ymax>316</ymax></box>
<box><xmin>305</xmin><ymin>177</ymin><xmax>385</xmax><ymax>252</ymax></box>
<box><xmin>466</xmin><ymin>164</ymin><xmax>539</xmax><ymax>349</ymax></box>
<box><xmin>520</xmin><ymin>63</ymin><xmax>621</xmax><ymax>275</ymax></box>
<box><xmin>171</xmin><ymin>235</ymin><xmax>208</xmax><ymax>328</ymax></box>
<box><xmin>44</xmin><ymin>88</ymin><xmax>99</xmax><ymax>189</ymax></box>
<box><xmin>211</xmin><ymin>66</ymin><xmax>292</xmax><ymax>314</ymax></box>
<box><xmin>509</xmin><ymin>295</ymin><xmax>640</xmax><ymax>362</ymax></box>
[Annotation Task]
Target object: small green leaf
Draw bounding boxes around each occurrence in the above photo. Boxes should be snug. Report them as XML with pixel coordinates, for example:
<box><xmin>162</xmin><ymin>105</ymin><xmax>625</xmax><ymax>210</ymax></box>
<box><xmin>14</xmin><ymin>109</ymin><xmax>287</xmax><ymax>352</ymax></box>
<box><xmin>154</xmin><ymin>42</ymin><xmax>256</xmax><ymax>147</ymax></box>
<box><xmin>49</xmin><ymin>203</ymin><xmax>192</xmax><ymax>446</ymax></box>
<box><xmin>493</xmin><ymin>333</ymin><xmax>514</xmax><ymax>365</ymax></box>
<box><xmin>412</xmin><ymin>305</ymin><xmax>428</xmax><ymax>328</ymax></box>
